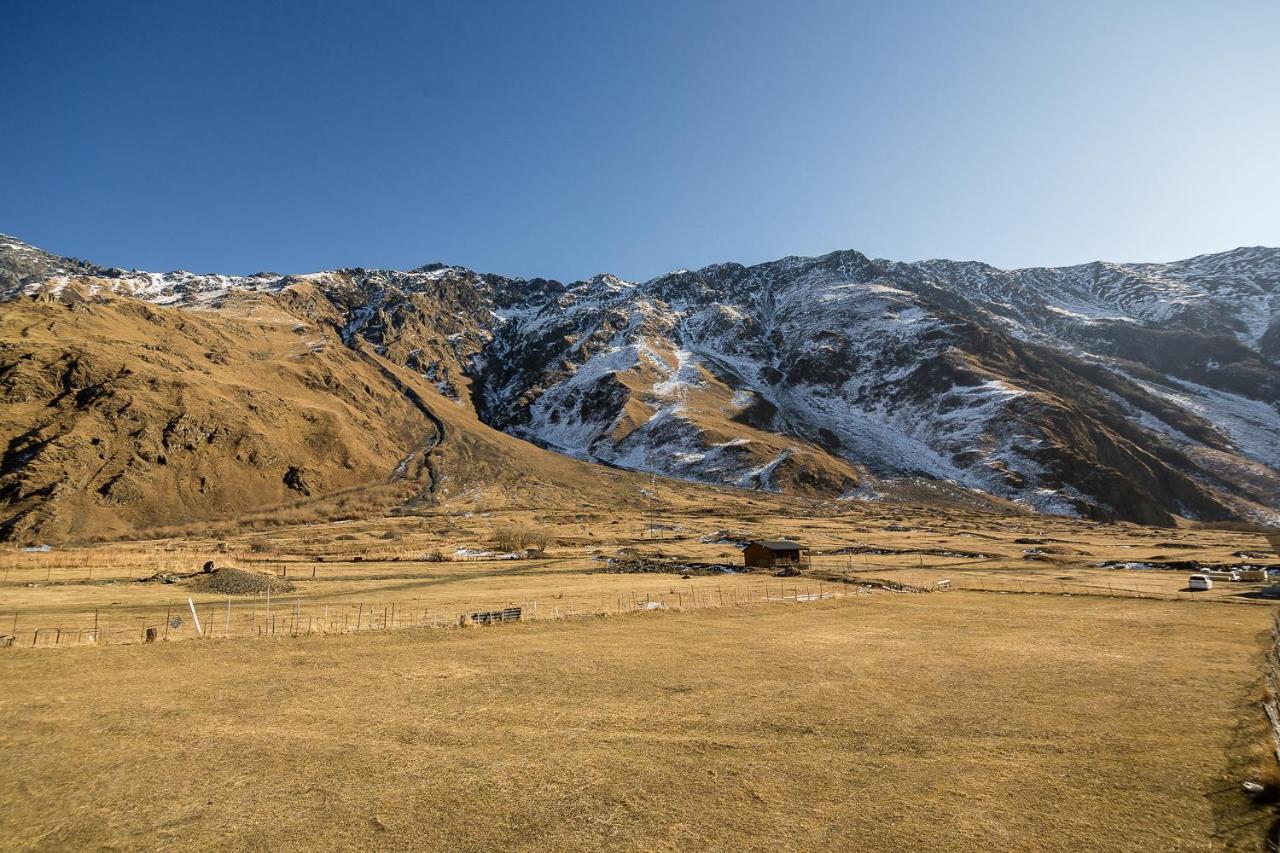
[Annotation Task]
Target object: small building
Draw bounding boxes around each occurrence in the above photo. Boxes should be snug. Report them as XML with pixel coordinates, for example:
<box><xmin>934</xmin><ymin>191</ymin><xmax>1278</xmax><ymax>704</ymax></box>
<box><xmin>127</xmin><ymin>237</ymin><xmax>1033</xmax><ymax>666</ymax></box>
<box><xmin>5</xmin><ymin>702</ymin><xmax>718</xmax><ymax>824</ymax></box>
<box><xmin>743</xmin><ymin>540</ymin><xmax>811</xmax><ymax>571</ymax></box>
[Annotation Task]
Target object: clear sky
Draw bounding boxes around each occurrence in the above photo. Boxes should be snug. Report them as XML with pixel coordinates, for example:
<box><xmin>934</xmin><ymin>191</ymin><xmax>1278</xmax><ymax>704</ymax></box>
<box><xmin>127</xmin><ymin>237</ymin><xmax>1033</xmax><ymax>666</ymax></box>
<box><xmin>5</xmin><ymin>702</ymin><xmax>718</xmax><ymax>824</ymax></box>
<box><xmin>3</xmin><ymin>0</ymin><xmax>1278</xmax><ymax>282</ymax></box>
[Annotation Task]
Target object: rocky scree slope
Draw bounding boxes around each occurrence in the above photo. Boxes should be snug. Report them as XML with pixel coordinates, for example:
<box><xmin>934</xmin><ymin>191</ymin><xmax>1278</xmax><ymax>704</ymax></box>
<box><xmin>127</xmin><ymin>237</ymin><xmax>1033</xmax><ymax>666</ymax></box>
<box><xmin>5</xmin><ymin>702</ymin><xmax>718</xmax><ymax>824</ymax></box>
<box><xmin>3</xmin><ymin>233</ymin><xmax>1278</xmax><ymax>533</ymax></box>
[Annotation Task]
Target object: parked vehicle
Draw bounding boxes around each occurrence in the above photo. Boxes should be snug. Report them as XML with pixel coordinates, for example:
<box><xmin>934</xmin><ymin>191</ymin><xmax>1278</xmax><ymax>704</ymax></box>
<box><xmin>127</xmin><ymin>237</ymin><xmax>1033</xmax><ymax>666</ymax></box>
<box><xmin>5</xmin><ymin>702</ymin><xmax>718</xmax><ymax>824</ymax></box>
<box><xmin>1187</xmin><ymin>574</ymin><xmax>1213</xmax><ymax>591</ymax></box>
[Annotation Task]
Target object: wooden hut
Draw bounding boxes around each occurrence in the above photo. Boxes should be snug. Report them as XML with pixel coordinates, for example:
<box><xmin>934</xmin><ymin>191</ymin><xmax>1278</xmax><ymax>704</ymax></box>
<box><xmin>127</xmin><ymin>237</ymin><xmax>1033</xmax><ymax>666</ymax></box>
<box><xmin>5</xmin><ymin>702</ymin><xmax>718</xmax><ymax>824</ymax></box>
<box><xmin>743</xmin><ymin>540</ymin><xmax>811</xmax><ymax>571</ymax></box>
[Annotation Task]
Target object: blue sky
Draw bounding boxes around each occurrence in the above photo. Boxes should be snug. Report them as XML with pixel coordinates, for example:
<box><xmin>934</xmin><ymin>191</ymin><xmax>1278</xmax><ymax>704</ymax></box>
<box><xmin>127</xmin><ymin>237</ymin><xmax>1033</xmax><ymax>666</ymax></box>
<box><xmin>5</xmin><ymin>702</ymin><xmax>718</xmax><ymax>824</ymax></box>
<box><xmin>3</xmin><ymin>0</ymin><xmax>1277</xmax><ymax>281</ymax></box>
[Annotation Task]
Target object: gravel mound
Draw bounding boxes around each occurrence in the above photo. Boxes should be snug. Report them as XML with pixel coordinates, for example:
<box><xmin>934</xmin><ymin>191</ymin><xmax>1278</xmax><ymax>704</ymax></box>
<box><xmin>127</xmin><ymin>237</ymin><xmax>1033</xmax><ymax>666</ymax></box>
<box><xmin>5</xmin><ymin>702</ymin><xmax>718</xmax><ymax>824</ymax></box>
<box><xmin>196</xmin><ymin>567</ymin><xmax>295</xmax><ymax>595</ymax></box>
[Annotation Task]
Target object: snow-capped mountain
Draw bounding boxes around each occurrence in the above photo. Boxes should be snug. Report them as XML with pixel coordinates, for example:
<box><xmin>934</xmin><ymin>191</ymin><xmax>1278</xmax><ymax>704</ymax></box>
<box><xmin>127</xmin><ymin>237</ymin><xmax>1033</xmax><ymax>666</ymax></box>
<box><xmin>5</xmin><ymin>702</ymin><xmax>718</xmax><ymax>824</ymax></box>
<box><xmin>3</xmin><ymin>233</ymin><xmax>1278</xmax><ymax>530</ymax></box>
<box><xmin>469</xmin><ymin>248</ymin><xmax>1280</xmax><ymax>525</ymax></box>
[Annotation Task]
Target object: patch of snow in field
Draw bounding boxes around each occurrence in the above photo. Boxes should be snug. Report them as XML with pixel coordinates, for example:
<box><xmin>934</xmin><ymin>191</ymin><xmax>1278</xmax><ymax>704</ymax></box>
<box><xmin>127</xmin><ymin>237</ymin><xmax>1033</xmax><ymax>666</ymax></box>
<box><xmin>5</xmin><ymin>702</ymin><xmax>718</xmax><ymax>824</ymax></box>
<box><xmin>453</xmin><ymin>548</ymin><xmax>521</xmax><ymax>560</ymax></box>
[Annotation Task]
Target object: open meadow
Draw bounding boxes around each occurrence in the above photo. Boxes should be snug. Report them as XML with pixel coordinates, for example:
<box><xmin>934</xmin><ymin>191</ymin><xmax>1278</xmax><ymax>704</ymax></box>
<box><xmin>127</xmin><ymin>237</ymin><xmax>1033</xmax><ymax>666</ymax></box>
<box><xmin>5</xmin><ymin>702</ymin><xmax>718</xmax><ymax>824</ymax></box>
<box><xmin>3</xmin><ymin>499</ymin><xmax>1280</xmax><ymax>849</ymax></box>
<box><xmin>2</xmin><ymin>497</ymin><xmax>1277</xmax><ymax>647</ymax></box>
<box><xmin>0</xmin><ymin>591</ymin><xmax>1274</xmax><ymax>851</ymax></box>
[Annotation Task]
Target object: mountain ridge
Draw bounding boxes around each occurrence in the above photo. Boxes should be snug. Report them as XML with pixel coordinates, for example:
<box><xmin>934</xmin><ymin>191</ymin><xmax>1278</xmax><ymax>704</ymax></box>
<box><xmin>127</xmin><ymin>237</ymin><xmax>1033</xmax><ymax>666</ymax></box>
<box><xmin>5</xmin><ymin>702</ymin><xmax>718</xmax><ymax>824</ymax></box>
<box><xmin>7</xmin><ymin>231</ymin><xmax>1276</xmax><ymax>299</ymax></box>
<box><xmin>2</xmin><ymin>233</ymin><xmax>1277</xmax><ymax>540</ymax></box>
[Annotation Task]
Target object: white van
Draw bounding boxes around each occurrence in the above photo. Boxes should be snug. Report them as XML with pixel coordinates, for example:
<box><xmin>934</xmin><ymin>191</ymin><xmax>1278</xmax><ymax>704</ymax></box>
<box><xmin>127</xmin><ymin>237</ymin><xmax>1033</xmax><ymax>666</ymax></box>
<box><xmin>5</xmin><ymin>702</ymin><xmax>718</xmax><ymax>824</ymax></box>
<box><xmin>1188</xmin><ymin>574</ymin><xmax>1212</xmax><ymax>591</ymax></box>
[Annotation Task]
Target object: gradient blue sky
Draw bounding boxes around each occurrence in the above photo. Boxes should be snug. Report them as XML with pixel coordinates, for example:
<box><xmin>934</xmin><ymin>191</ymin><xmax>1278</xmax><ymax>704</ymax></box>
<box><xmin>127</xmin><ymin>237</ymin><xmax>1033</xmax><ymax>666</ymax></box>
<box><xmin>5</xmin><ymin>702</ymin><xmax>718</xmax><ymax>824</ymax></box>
<box><xmin>3</xmin><ymin>0</ymin><xmax>1278</xmax><ymax>281</ymax></box>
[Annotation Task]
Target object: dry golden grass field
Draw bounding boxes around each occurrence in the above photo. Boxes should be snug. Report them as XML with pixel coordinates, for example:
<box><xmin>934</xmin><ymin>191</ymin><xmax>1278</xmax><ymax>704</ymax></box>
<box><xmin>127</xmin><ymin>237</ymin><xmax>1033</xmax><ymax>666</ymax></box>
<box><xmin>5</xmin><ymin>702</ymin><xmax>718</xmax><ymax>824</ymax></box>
<box><xmin>0</xmin><ymin>592</ymin><xmax>1274</xmax><ymax>851</ymax></box>
<box><xmin>2</xmin><ymin>496</ymin><xmax>1277</xmax><ymax>647</ymax></box>
<box><xmin>3</xmin><ymin>497</ymin><xmax>1280</xmax><ymax>850</ymax></box>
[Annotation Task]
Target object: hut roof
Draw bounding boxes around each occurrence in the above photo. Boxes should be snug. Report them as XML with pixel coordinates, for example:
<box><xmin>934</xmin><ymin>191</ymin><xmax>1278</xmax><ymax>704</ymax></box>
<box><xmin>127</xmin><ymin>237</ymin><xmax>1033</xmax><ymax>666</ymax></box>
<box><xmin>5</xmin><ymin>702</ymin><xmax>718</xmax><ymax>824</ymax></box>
<box><xmin>750</xmin><ymin>540</ymin><xmax>807</xmax><ymax>551</ymax></box>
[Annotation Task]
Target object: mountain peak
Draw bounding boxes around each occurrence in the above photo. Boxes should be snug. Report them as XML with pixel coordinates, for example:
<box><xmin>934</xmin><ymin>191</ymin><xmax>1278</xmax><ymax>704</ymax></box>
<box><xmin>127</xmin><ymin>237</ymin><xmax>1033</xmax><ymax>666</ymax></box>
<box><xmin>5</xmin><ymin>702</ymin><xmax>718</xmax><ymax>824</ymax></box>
<box><xmin>3</xmin><ymin>235</ymin><xmax>1278</xmax><ymax>534</ymax></box>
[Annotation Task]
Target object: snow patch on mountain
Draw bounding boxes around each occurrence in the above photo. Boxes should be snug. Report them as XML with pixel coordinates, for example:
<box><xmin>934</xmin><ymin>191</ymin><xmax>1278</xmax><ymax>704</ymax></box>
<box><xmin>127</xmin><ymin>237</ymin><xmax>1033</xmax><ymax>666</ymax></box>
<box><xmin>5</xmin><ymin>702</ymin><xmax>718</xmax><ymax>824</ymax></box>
<box><xmin>1124</xmin><ymin>374</ymin><xmax>1280</xmax><ymax>470</ymax></box>
<box><xmin>652</xmin><ymin>348</ymin><xmax>701</xmax><ymax>398</ymax></box>
<box><xmin>5</xmin><ymin>232</ymin><xmax>1278</xmax><ymax>523</ymax></box>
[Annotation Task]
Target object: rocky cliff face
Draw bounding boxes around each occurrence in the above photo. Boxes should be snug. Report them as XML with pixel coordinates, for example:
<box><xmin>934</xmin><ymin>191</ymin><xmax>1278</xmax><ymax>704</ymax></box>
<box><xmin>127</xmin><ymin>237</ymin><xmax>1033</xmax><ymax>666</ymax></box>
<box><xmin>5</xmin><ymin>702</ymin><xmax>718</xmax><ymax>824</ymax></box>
<box><xmin>466</xmin><ymin>249</ymin><xmax>1279</xmax><ymax>525</ymax></box>
<box><xmin>2</xmin><ymin>233</ymin><xmax>1277</xmax><ymax>535</ymax></box>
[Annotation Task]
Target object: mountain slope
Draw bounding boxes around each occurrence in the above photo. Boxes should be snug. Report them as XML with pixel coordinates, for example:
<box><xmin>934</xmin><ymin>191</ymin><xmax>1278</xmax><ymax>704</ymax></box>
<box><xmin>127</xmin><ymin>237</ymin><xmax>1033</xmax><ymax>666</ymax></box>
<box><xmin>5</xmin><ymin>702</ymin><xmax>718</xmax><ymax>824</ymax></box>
<box><xmin>0</xmin><ymin>285</ymin><xmax>665</xmax><ymax>542</ymax></box>
<box><xmin>2</xmin><ymin>233</ymin><xmax>1277</xmax><ymax>537</ymax></box>
<box><xmin>469</xmin><ymin>250</ymin><xmax>1279</xmax><ymax>525</ymax></box>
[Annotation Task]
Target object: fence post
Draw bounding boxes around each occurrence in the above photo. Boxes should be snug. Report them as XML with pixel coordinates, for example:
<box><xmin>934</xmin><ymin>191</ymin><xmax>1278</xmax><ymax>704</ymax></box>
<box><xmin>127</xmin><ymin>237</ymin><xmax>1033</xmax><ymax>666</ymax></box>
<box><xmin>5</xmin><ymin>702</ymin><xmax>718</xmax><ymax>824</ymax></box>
<box><xmin>187</xmin><ymin>598</ymin><xmax>203</xmax><ymax>638</ymax></box>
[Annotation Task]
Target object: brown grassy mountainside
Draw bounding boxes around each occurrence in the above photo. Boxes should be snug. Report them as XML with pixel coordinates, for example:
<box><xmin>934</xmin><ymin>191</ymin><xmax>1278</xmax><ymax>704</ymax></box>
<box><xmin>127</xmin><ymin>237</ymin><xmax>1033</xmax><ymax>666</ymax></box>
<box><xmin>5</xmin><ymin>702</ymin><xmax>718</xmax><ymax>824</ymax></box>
<box><xmin>0</xmin><ymin>293</ymin><xmax>665</xmax><ymax>543</ymax></box>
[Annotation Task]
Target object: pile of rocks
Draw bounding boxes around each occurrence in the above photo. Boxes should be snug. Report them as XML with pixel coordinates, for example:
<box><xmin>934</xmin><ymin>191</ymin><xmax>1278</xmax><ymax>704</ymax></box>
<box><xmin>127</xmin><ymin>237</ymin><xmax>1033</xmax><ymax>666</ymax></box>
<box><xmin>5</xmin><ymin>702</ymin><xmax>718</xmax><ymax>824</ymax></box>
<box><xmin>198</xmin><ymin>567</ymin><xmax>296</xmax><ymax>596</ymax></box>
<box><xmin>137</xmin><ymin>560</ymin><xmax>296</xmax><ymax>595</ymax></box>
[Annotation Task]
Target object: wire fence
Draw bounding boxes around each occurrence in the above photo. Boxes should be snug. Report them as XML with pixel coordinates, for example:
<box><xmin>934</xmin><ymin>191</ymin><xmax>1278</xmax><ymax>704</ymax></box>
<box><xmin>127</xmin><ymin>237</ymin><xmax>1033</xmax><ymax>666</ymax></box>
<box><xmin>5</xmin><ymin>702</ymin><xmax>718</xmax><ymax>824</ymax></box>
<box><xmin>806</xmin><ymin>555</ymin><xmax>1271</xmax><ymax>604</ymax></box>
<box><xmin>0</xmin><ymin>551</ymin><xmax>568</xmax><ymax>585</ymax></box>
<box><xmin>0</xmin><ymin>579</ymin><xmax>867</xmax><ymax>651</ymax></box>
<box><xmin>4</xmin><ymin>553</ymin><xmax>1269</xmax><ymax>652</ymax></box>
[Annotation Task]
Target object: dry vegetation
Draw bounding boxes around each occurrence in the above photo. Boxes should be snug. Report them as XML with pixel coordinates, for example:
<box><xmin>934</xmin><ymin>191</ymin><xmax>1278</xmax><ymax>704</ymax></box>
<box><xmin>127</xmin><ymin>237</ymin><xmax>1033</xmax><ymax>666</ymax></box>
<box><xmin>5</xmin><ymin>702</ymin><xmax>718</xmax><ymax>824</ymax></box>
<box><xmin>1</xmin><ymin>496</ymin><xmax>1276</xmax><ymax>647</ymax></box>
<box><xmin>2</xmin><ymin>495</ymin><xmax>1280</xmax><ymax>848</ymax></box>
<box><xmin>0</xmin><ymin>593</ymin><xmax>1274</xmax><ymax>850</ymax></box>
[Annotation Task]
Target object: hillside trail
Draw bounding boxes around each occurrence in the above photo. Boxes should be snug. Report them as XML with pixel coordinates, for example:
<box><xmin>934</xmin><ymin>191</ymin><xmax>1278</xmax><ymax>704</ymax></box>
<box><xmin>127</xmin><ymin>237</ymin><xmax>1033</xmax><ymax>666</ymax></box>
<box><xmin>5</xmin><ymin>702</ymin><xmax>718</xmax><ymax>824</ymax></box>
<box><xmin>348</xmin><ymin>342</ymin><xmax>447</xmax><ymax>513</ymax></box>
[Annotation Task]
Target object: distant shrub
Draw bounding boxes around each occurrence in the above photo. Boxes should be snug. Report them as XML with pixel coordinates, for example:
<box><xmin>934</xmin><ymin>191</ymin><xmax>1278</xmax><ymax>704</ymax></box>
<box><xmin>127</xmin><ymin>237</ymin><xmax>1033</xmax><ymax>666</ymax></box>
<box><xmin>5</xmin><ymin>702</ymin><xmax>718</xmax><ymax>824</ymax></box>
<box><xmin>491</xmin><ymin>525</ymin><xmax>522</xmax><ymax>552</ymax></box>
<box><xmin>491</xmin><ymin>525</ymin><xmax>554</xmax><ymax>553</ymax></box>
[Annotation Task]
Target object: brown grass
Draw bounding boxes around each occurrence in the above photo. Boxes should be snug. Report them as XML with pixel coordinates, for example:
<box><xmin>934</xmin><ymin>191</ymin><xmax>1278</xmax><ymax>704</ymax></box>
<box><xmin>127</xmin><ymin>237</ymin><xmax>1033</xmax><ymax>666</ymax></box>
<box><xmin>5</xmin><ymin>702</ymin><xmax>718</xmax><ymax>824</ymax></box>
<box><xmin>0</xmin><ymin>592</ymin><xmax>1272</xmax><ymax>850</ymax></box>
<box><xmin>1</xmin><ymin>500</ymin><xmax>1276</xmax><ymax>647</ymax></box>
